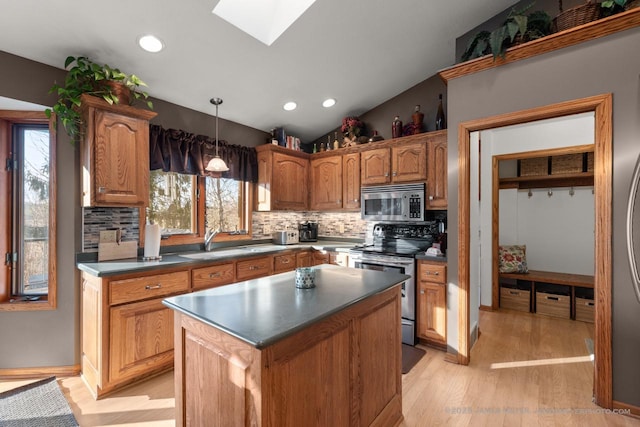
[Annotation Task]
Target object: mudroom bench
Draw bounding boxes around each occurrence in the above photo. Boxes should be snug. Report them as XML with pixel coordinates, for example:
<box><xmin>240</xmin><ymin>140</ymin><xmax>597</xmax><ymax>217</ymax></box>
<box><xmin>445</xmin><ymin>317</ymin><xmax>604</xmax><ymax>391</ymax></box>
<box><xmin>499</xmin><ymin>270</ymin><xmax>594</xmax><ymax>322</ymax></box>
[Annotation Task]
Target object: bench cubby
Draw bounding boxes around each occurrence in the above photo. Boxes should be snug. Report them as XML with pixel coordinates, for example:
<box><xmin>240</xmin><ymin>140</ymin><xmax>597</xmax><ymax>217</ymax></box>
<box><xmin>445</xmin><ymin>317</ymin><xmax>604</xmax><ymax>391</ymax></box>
<box><xmin>499</xmin><ymin>270</ymin><xmax>594</xmax><ymax>322</ymax></box>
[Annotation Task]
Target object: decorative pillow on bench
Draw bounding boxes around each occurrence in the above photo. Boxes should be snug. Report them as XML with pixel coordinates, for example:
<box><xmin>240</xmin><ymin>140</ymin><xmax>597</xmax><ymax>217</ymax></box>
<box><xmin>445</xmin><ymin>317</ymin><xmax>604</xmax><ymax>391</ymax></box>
<box><xmin>498</xmin><ymin>245</ymin><xmax>529</xmax><ymax>273</ymax></box>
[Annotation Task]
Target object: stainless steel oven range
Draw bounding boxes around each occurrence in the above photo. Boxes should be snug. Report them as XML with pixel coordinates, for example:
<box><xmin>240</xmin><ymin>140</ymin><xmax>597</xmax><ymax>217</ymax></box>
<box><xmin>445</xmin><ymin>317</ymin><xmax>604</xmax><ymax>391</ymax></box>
<box><xmin>348</xmin><ymin>222</ymin><xmax>437</xmax><ymax>345</ymax></box>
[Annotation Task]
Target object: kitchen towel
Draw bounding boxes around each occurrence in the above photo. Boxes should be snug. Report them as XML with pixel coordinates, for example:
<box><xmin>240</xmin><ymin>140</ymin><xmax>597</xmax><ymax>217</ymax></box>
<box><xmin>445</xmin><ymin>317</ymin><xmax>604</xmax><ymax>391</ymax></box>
<box><xmin>144</xmin><ymin>223</ymin><xmax>161</xmax><ymax>259</ymax></box>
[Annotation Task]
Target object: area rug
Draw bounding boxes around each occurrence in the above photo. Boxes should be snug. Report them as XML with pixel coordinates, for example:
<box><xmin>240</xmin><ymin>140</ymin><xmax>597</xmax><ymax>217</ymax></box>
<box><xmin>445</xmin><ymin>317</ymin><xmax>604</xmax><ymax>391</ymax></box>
<box><xmin>402</xmin><ymin>344</ymin><xmax>426</xmax><ymax>374</ymax></box>
<box><xmin>0</xmin><ymin>377</ymin><xmax>79</xmax><ymax>427</ymax></box>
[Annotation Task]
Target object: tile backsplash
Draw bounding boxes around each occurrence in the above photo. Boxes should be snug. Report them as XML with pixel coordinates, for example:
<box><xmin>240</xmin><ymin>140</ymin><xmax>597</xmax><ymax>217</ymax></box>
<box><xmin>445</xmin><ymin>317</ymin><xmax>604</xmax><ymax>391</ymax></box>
<box><xmin>251</xmin><ymin>211</ymin><xmax>368</xmax><ymax>240</ymax></box>
<box><xmin>83</xmin><ymin>207</ymin><xmax>140</xmax><ymax>251</ymax></box>
<box><xmin>82</xmin><ymin>208</ymin><xmax>373</xmax><ymax>252</ymax></box>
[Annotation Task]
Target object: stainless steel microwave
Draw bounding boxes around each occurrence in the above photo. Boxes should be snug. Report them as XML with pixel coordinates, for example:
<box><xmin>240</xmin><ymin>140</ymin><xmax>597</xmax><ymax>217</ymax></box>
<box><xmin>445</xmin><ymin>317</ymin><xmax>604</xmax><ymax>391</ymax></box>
<box><xmin>361</xmin><ymin>183</ymin><xmax>425</xmax><ymax>221</ymax></box>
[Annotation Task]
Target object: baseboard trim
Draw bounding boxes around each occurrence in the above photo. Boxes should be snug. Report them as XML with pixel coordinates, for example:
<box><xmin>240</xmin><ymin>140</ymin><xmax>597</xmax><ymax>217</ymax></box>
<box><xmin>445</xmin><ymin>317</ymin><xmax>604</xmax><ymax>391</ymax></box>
<box><xmin>0</xmin><ymin>364</ymin><xmax>80</xmax><ymax>379</ymax></box>
<box><xmin>613</xmin><ymin>400</ymin><xmax>640</xmax><ymax>418</ymax></box>
<box><xmin>479</xmin><ymin>305</ymin><xmax>493</xmax><ymax>312</ymax></box>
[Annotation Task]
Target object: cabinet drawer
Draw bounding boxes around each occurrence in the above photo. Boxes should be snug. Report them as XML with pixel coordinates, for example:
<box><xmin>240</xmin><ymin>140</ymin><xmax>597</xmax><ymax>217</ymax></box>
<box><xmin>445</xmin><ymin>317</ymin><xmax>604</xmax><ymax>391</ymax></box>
<box><xmin>237</xmin><ymin>256</ymin><xmax>273</xmax><ymax>281</ymax></box>
<box><xmin>418</xmin><ymin>263</ymin><xmax>446</xmax><ymax>284</ymax></box>
<box><xmin>192</xmin><ymin>263</ymin><xmax>235</xmax><ymax>290</ymax></box>
<box><xmin>274</xmin><ymin>253</ymin><xmax>296</xmax><ymax>273</ymax></box>
<box><xmin>109</xmin><ymin>271</ymin><xmax>189</xmax><ymax>305</ymax></box>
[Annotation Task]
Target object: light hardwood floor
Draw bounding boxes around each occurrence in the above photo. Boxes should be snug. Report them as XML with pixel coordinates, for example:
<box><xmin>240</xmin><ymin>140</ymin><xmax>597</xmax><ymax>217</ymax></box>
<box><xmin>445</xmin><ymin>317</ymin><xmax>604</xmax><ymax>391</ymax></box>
<box><xmin>2</xmin><ymin>310</ymin><xmax>639</xmax><ymax>426</ymax></box>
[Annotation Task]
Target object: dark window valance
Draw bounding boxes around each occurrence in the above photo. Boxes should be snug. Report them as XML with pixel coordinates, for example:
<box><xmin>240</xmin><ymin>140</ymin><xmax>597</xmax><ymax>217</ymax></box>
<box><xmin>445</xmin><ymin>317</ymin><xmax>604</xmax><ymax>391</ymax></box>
<box><xmin>149</xmin><ymin>124</ymin><xmax>258</xmax><ymax>182</ymax></box>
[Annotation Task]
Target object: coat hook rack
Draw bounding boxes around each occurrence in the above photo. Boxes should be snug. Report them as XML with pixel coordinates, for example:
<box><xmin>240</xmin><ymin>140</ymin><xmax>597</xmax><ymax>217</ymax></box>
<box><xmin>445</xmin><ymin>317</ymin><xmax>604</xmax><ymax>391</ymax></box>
<box><xmin>569</xmin><ymin>187</ymin><xmax>575</xmax><ymax>197</ymax></box>
<box><xmin>528</xmin><ymin>189</ymin><xmax>533</xmax><ymax>198</ymax></box>
<box><xmin>547</xmin><ymin>189</ymin><xmax>553</xmax><ymax>197</ymax></box>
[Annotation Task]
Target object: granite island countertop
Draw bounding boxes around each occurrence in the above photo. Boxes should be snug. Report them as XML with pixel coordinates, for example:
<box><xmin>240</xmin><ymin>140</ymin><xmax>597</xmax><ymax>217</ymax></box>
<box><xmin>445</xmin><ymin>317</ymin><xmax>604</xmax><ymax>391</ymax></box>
<box><xmin>163</xmin><ymin>264</ymin><xmax>409</xmax><ymax>349</ymax></box>
<box><xmin>76</xmin><ymin>240</ymin><xmax>361</xmax><ymax>277</ymax></box>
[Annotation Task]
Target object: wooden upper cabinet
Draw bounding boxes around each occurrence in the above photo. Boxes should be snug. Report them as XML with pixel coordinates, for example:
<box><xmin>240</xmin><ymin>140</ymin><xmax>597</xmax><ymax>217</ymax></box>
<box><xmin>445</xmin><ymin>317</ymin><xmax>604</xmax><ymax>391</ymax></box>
<box><xmin>343</xmin><ymin>153</ymin><xmax>361</xmax><ymax>210</ymax></box>
<box><xmin>310</xmin><ymin>155</ymin><xmax>343</xmax><ymax>210</ymax></box>
<box><xmin>361</xmin><ymin>138</ymin><xmax>427</xmax><ymax>186</ymax></box>
<box><xmin>256</xmin><ymin>145</ymin><xmax>308</xmax><ymax>211</ymax></box>
<box><xmin>426</xmin><ymin>130</ymin><xmax>447</xmax><ymax>209</ymax></box>
<box><xmin>392</xmin><ymin>140</ymin><xmax>427</xmax><ymax>183</ymax></box>
<box><xmin>361</xmin><ymin>147</ymin><xmax>391</xmax><ymax>185</ymax></box>
<box><xmin>80</xmin><ymin>94</ymin><xmax>156</xmax><ymax>207</ymax></box>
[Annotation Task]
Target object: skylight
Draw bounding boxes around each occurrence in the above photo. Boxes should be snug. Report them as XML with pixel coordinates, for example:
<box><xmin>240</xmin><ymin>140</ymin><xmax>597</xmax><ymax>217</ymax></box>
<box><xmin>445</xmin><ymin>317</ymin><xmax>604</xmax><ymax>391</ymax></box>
<box><xmin>213</xmin><ymin>0</ymin><xmax>317</xmax><ymax>46</ymax></box>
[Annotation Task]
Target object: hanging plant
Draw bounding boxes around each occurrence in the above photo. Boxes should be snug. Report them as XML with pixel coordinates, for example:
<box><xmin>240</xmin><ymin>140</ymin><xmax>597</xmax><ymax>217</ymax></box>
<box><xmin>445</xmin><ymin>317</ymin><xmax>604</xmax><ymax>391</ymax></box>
<box><xmin>45</xmin><ymin>56</ymin><xmax>153</xmax><ymax>144</ymax></box>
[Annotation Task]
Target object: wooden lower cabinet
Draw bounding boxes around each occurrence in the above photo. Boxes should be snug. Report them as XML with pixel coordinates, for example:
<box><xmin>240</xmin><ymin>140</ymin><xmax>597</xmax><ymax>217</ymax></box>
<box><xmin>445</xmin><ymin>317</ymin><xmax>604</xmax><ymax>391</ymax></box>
<box><xmin>296</xmin><ymin>250</ymin><xmax>312</xmax><ymax>268</ymax></box>
<box><xmin>81</xmin><ymin>269</ymin><xmax>189</xmax><ymax>399</ymax></box>
<box><xmin>236</xmin><ymin>255</ymin><xmax>274</xmax><ymax>281</ymax></box>
<box><xmin>192</xmin><ymin>262</ymin><xmax>235</xmax><ymax>290</ymax></box>
<box><xmin>274</xmin><ymin>252</ymin><xmax>297</xmax><ymax>273</ymax></box>
<box><xmin>109</xmin><ymin>298</ymin><xmax>175</xmax><ymax>384</ymax></box>
<box><xmin>417</xmin><ymin>261</ymin><xmax>447</xmax><ymax>348</ymax></box>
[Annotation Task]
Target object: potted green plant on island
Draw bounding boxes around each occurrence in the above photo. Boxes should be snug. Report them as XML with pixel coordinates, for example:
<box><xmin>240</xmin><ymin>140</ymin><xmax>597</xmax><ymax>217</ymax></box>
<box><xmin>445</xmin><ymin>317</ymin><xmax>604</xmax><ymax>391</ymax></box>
<box><xmin>461</xmin><ymin>4</ymin><xmax>553</xmax><ymax>62</ymax></box>
<box><xmin>45</xmin><ymin>56</ymin><xmax>153</xmax><ymax>144</ymax></box>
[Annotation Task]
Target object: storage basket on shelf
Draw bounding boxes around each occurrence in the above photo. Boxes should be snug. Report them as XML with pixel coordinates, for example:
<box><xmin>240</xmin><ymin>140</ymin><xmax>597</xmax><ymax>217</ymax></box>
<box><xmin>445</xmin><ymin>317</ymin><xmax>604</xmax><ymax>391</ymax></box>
<box><xmin>551</xmin><ymin>153</ymin><xmax>583</xmax><ymax>175</ymax></box>
<box><xmin>536</xmin><ymin>291</ymin><xmax>571</xmax><ymax>319</ymax></box>
<box><xmin>587</xmin><ymin>151</ymin><xmax>594</xmax><ymax>172</ymax></box>
<box><xmin>519</xmin><ymin>157</ymin><xmax>548</xmax><ymax>177</ymax></box>
<box><xmin>554</xmin><ymin>0</ymin><xmax>601</xmax><ymax>32</ymax></box>
<box><xmin>575</xmin><ymin>297</ymin><xmax>595</xmax><ymax>323</ymax></box>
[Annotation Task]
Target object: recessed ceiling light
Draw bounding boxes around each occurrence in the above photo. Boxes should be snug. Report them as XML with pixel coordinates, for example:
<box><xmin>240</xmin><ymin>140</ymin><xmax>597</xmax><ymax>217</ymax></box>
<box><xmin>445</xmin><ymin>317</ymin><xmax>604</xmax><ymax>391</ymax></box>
<box><xmin>138</xmin><ymin>35</ymin><xmax>164</xmax><ymax>53</ymax></box>
<box><xmin>322</xmin><ymin>98</ymin><xmax>336</xmax><ymax>108</ymax></box>
<box><xmin>283</xmin><ymin>101</ymin><xmax>297</xmax><ymax>111</ymax></box>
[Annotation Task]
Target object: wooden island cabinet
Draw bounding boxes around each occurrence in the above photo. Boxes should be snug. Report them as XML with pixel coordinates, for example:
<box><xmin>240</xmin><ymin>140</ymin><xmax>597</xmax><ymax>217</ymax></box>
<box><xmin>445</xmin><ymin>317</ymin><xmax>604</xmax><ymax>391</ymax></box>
<box><xmin>79</xmin><ymin>94</ymin><xmax>156</xmax><ymax>207</ymax></box>
<box><xmin>165</xmin><ymin>265</ymin><xmax>406</xmax><ymax>427</ymax></box>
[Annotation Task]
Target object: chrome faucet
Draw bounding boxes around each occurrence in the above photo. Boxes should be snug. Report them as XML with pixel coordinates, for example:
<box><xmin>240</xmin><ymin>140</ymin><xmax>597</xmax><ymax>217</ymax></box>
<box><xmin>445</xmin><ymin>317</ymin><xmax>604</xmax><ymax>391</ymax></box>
<box><xmin>204</xmin><ymin>229</ymin><xmax>219</xmax><ymax>252</ymax></box>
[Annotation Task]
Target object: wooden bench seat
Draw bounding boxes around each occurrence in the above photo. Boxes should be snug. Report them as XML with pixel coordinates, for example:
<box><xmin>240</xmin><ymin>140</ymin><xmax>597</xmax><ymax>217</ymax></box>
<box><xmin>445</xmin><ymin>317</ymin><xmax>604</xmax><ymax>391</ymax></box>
<box><xmin>499</xmin><ymin>269</ymin><xmax>594</xmax><ymax>289</ymax></box>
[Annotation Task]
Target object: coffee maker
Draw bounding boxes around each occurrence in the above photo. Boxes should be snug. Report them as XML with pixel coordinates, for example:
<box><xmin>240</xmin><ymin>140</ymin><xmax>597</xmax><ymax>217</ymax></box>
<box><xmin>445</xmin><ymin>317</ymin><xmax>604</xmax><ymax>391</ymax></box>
<box><xmin>298</xmin><ymin>221</ymin><xmax>318</xmax><ymax>242</ymax></box>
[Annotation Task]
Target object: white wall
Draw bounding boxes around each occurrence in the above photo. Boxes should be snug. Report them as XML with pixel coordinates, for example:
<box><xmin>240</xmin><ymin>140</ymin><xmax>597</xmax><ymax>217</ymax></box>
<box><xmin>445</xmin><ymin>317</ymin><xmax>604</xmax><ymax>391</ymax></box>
<box><xmin>499</xmin><ymin>187</ymin><xmax>594</xmax><ymax>275</ymax></box>
<box><xmin>470</xmin><ymin>112</ymin><xmax>595</xmax><ymax>307</ymax></box>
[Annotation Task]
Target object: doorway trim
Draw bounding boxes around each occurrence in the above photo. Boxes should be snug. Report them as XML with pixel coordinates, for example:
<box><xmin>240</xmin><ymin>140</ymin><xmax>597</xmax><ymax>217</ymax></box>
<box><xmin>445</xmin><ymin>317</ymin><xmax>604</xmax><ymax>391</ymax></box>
<box><xmin>457</xmin><ymin>94</ymin><xmax>612</xmax><ymax>408</ymax></box>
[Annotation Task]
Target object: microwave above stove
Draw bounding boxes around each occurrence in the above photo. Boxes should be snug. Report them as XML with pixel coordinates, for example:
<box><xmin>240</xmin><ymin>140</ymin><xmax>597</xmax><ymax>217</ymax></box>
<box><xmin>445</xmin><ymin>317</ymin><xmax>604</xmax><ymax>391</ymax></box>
<box><xmin>361</xmin><ymin>183</ymin><xmax>425</xmax><ymax>222</ymax></box>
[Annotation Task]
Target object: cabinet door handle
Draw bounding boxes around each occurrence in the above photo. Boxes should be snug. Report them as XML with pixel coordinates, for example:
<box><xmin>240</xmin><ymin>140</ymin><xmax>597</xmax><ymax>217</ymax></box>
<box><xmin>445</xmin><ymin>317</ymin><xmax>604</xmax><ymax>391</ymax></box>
<box><xmin>354</xmin><ymin>198</ymin><xmax>359</xmax><ymax>203</ymax></box>
<box><xmin>209</xmin><ymin>272</ymin><xmax>221</xmax><ymax>278</ymax></box>
<box><xmin>426</xmin><ymin>271</ymin><xmax>439</xmax><ymax>276</ymax></box>
<box><xmin>392</xmin><ymin>172</ymin><xmax>397</xmax><ymax>176</ymax></box>
<box><xmin>429</xmin><ymin>195</ymin><xmax>434</xmax><ymax>200</ymax></box>
<box><xmin>420</xmin><ymin>290</ymin><xmax>425</xmax><ymax>294</ymax></box>
<box><xmin>145</xmin><ymin>284</ymin><xmax>162</xmax><ymax>290</ymax></box>
<box><xmin>337</xmin><ymin>199</ymin><xmax>341</xmax><ymax>204</ymax></box>
<box><xmin>384</xmin><ymin>173</ymin><xmax>389</xmax><ymax>177</ymax></box>
<box><xmin>281</xmin><ymin>259</ymin><xmax>290</xmax><ymax>264</ymax></box>
<box><xmin>98</xmin><ymin>186</ymin><xmax>107</xmax><ymax>193</ymax></box>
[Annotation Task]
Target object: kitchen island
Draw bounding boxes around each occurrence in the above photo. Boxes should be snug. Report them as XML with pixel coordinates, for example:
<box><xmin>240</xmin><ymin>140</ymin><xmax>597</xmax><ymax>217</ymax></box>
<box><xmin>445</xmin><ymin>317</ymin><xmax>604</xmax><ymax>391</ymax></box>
<box><xmin>163</xmin><ymin>264</ymin><xmax>408</xmax><ymax>427</ymax></box>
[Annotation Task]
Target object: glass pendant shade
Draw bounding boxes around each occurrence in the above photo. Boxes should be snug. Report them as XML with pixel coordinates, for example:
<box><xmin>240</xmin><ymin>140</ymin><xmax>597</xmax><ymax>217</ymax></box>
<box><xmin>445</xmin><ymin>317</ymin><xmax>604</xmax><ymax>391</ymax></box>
<box><xmin>206</xmin><ymin>155</ymin><xmax>229</xmax><ymax>172</ymax></box>
<box><xmin>206</xmin><ymin>97</ymin><xmax>229</xmax><ymax>172</ymax></box>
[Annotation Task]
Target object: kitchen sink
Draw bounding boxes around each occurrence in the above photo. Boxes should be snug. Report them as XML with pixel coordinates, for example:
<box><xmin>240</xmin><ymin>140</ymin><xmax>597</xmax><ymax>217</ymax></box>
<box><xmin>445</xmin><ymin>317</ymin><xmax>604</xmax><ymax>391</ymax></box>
<box><xmin>179</xmin><ymin>245</ymin><xmax>283</xmax><ymax>261</ymax></box>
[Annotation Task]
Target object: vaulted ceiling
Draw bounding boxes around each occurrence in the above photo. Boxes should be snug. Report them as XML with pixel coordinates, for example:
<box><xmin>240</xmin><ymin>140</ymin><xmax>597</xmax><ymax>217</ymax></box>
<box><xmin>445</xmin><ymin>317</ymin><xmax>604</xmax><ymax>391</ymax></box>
<box><xmin>0</xmin><ymin>0</ymin><xmax>517</xmax><ymax>141</ymax></box>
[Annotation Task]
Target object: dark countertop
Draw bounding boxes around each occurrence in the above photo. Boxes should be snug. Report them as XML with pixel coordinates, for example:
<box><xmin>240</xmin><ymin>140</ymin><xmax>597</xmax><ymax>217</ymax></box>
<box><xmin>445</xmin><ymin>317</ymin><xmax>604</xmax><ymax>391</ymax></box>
<box><xmin>76</xmin><ymin>240</ymin><xmax>362</xmax><ymax>277</ymax></box>
<box><xmin>163</xmin><ymin>264</ymin><xmax>409</xmax><ymax>349</ymax></box>
<box><xmin>415</xmin><ymin>253</ymin><xmax>447</xmax><ymax>262</ymax></box>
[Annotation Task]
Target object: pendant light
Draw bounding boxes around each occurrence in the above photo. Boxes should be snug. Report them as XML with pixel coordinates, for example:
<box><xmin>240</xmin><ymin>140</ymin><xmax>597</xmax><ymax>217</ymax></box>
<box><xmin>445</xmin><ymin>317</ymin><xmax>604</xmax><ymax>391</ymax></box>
<box><xmin>205</xmin><ymin>97</ymin><xmax>229</xmax><ymax>172</ymax></box>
